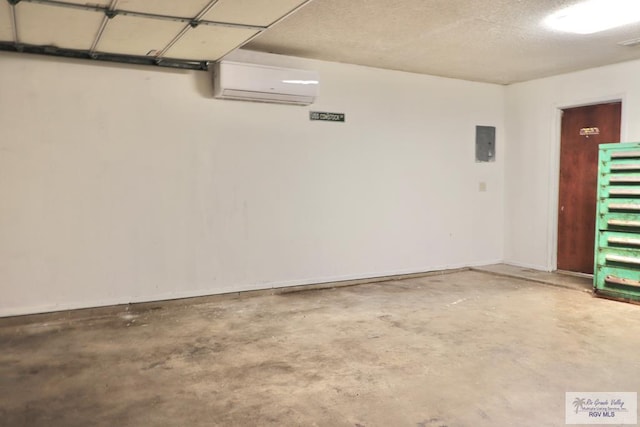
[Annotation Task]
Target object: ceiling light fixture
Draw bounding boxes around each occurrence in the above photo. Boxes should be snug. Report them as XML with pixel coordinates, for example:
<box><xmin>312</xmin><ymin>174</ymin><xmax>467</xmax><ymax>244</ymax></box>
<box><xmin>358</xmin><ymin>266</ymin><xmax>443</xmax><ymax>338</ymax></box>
<box><xmin>545</xmin><ymin>0</ymin><xmax>640</xmax><ymax>34</ymax></box>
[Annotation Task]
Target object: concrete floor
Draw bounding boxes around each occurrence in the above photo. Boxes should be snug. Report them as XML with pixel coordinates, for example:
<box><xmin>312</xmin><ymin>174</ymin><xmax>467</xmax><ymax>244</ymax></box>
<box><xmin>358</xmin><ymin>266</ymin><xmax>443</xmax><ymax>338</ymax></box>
<box><xmin>1</xmin><ymin>269</ymin><xmax>639</xmax><ymax>427</ymax></box>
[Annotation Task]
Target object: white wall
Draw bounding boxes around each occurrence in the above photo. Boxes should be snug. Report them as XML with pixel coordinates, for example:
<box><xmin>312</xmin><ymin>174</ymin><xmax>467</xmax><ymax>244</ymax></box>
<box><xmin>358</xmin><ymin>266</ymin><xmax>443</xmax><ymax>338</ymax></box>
<box><xmin>0</xmin><ymin>51</ymin><xmax>505</xmax><ymax>316</ymax></box>
<box><xmin>505</xmin><ymin>59</ymin><xmax>640</xmax><ymax>270</ymax></box>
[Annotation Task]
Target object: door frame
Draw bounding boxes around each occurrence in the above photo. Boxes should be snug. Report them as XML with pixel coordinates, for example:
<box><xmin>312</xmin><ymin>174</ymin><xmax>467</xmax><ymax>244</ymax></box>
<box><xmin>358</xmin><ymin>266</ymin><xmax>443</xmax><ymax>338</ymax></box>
<box><xmin>547</xmin><ymin>94</ymin><xmax>628</xmax><ymax>272</ymax></box>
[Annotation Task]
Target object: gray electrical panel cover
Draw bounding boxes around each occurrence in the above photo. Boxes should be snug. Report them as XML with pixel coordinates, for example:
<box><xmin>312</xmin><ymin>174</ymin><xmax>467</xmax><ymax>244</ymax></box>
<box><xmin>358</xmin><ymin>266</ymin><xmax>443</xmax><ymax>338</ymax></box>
<box><xmin>476</xmin><ymin>126</ymin><xmax>496</xmax><ymax>162</ymax></box>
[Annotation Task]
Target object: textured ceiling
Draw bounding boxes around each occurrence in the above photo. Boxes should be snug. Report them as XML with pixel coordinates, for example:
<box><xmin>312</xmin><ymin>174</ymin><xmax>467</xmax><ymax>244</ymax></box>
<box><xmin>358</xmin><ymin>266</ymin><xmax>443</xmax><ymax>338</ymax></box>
<box><xmin>245</xmin><ymin>0</ymin><xmax>640</xmax><ymax>84</ymax></box>
<box><xmin>3</xmin><ymin>0</ymin><xmax>640</xmax><ymax>83</ymax></box>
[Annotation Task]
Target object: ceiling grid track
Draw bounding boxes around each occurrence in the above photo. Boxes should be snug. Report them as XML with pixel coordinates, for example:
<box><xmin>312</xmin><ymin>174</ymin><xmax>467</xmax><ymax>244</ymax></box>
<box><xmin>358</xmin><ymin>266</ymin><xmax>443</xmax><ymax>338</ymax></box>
<box><xmin>17</xmin><ymin>0</ymin><xmax>266</xmax><ymax>31</ymax></box>
<box><xmin>19</xmin><ymin>0</ymin><xmax>104</xmax><ymax>13</ymax></box>
<box><xmin>155</xmin><ymin>0</ymin><xmax>221</xmax><ymax>60</ymax></box>
<box><xmin>89</xmin><ymin>0</ymin><xmax>117</xmax><ymax>57</ymax></box>
<box><xmin>9</xmin><ymin>2</ymin><xmax>18</xmax><ymax>44</ymax></box>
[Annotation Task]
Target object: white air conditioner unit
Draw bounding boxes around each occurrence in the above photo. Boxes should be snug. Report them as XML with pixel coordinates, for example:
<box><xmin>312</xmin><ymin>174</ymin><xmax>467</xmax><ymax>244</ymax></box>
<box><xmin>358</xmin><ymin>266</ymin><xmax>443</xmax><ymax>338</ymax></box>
<box><xmin>212</xmin><ymin>60</ymin><xmax>319</xmax><ymax>106</ymax></box>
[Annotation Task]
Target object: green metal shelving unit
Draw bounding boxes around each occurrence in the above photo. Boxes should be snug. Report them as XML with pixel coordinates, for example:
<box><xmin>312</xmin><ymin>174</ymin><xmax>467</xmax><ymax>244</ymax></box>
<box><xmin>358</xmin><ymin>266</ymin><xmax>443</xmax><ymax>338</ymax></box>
<box><xmin>594</xmin><ymin>142</ymin><xmax>640</xmax><ymax>302</ymax></box>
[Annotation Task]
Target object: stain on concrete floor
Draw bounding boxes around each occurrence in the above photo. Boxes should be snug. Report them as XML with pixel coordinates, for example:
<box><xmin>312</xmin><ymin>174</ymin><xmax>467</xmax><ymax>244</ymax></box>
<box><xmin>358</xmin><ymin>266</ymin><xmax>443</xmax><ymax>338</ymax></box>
<box><xmin>1</xmin><ymin>270</ymin><xmax>640</xmax><ymax>427</ymax></box>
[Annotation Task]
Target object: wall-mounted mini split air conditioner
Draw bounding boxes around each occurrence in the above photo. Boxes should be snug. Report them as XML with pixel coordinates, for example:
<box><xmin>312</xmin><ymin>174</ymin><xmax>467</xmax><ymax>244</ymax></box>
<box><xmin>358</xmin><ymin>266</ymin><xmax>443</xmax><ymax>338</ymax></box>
<box><xmin>212</xmin><ymin>60</ymin><xmax>319</xmax><ymax>106</ymax></box>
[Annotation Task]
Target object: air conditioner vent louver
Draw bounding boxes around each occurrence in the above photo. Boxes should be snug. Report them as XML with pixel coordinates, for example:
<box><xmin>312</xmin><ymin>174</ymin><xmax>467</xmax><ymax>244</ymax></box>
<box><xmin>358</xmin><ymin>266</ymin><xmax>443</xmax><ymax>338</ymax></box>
<box><xmin>618</xmin><ymin>37</ymin><xmax>640</xmax><ymax>47</ymax></box>
<box><xmin>220</xmin><ymin>89</ymin><xmax>314</xmax><ymax>105</ymax></box>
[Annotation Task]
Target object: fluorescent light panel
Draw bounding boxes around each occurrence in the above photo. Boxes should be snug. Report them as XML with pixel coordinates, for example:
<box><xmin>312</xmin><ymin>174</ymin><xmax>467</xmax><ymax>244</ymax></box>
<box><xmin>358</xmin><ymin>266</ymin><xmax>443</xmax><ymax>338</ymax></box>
<box><xmin>545</xmin><ymin>0</ymin><xmax>640</xmax><ymax>34</ymax></box>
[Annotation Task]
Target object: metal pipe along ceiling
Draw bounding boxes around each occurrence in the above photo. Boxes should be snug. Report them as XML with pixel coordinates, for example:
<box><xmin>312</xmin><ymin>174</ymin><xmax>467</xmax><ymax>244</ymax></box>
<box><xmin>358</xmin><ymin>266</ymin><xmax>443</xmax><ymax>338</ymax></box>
<box><xmin>0</xmin><ymin>41</ymin><xmax>210</xmax><ymax>69</ymax></box>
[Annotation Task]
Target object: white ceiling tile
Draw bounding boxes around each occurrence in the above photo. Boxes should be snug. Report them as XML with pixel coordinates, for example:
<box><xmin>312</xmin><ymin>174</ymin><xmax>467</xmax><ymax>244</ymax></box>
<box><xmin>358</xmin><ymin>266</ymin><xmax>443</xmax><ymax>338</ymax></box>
<box><xmin>0</xmin><ymin>1</ymin><xmax>13</xmax><ymax>41</ymax></box>
<box><xmin>116</xmin><ymin>0</ymin><xmax>211</xmax><ymax>18</ymax></box>
<box><xmin>164</xmin><ymin>25</ymin><xmax>258</xmax><ymax>60</ymax></box>
<box><xmin>97</xmin><ymin>15</ymin><xmax>184</xmax><ymax>56</ymax></box>
<box><xmin>16</xmin><ymin>3</ymin><xmax>103</xmax><ymax>50</ymax></box>
<box><xmin>203</xmin><ymin>0</ymin><xmax>307</xmax><ymax>26</ymax></box>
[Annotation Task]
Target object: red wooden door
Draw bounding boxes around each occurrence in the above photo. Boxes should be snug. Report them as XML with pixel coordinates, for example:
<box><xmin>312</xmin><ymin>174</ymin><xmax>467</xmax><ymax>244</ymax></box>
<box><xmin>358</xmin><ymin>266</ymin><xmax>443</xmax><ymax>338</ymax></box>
<box><xmin>557</xmin><ymin>102</ymin><xmax>621</xmax><ymax>274</ymax></box>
